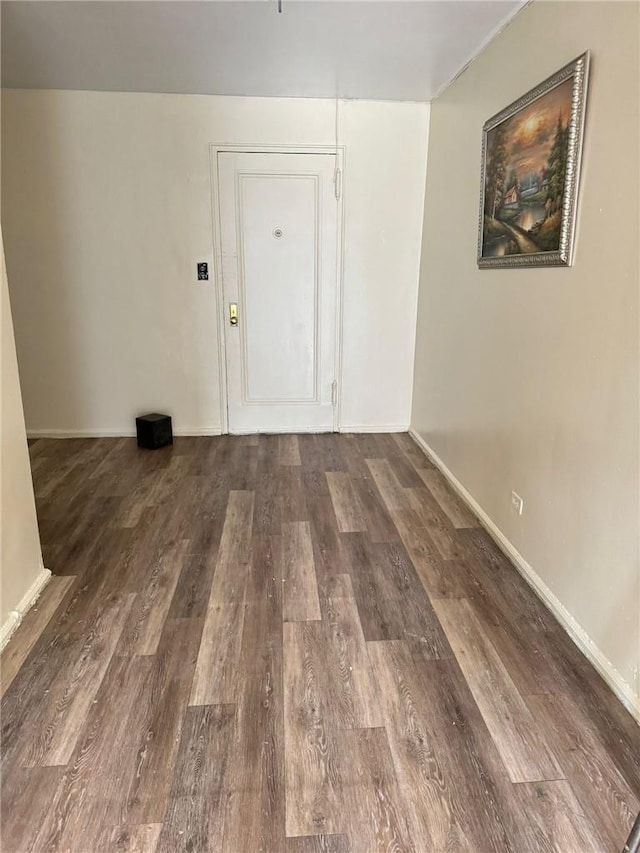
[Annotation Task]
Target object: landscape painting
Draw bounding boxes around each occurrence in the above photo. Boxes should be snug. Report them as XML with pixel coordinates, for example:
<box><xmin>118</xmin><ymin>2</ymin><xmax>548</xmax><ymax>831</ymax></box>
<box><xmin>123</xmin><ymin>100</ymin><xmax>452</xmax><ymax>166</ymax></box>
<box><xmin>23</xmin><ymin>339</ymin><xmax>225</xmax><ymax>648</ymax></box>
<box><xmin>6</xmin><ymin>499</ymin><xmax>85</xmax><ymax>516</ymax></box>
<box><xmin>478</xmin><ymin>53</ymin><xmax>589</xmax><ymax>268</ymax></box>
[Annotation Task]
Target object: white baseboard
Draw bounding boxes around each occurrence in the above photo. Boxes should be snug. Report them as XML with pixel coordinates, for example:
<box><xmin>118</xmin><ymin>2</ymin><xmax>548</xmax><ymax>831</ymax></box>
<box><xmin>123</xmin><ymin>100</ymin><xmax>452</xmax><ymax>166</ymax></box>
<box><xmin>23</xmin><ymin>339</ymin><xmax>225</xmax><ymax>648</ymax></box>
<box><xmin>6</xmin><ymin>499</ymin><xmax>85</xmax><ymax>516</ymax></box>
<box><xmin>28</xmin><ymin>426</ymin><xmax>407</xmax><ymax>439</ymax></box>
<box><xmin>229</xmin><ymin>428</ymin><xmax>330</xmax><ymax>435</ymax></box>
<box><xmin>339</xmin><ymin>424</ymin><xmax>409</xmax><ymax>434</ymax></box>
<box><xmin>27</xmin><ymin>427</ymin><xmax>223</xmax><ymax>439</ymax></box>
<box><xmin>173</xmin><ymin>427</ymin><xmax>223</xmax><ymax>437</ymax></box>
<box><xmin>229</xmin><ymin>426</ymin><xmax>409</xmax><ymax>435</ymax></box>
<box><xmin>28</xmin><ymin>428</ymin><xmax>136</xmax><ymax>438</ymax></box>
<box><xmin>408</xmin><ymin>428</ymin><xmax>640</xmax><ymax>723</ymax></box>
<box><xmin>0</xmin><ymin>566</ymin><xmax>52</xmax><ymax>652</ymax></box>
<box><xmin>212</xmin><ymin>426</ymin><xmax>409</xmax><ymax>435</ymax></box>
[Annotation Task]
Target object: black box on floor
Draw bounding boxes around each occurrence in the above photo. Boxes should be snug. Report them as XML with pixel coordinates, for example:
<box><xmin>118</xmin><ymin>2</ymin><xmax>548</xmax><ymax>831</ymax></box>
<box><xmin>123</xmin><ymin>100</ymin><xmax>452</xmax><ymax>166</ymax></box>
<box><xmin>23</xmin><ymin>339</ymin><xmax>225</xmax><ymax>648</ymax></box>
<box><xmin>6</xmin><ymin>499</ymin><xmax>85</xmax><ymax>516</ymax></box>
<box><xmin>136</xmin><ymin>413</ymin><xmax>173</xmax><ymax>449</ymax></box>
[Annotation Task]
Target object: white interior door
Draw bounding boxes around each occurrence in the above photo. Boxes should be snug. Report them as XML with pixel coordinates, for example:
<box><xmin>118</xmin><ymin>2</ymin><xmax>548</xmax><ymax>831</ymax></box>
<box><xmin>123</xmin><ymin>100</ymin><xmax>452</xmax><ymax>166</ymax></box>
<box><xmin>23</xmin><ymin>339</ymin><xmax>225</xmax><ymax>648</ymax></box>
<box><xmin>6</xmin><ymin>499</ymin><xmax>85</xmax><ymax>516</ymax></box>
<box><xmin>218</xmin><ymin>151</ymin><xmax>338</xmax><ymax>433</ymax></box>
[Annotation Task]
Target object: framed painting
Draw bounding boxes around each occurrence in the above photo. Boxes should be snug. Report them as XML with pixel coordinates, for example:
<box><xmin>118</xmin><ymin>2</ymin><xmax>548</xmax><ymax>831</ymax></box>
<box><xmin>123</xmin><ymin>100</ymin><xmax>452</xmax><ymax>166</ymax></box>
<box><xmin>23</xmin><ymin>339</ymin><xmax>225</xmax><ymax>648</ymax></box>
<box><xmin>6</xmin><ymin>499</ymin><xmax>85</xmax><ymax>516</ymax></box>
<box><xmin>478</xmin><ymin>52</ymin><xmax>590</xmax><ymax>268</ymax></box>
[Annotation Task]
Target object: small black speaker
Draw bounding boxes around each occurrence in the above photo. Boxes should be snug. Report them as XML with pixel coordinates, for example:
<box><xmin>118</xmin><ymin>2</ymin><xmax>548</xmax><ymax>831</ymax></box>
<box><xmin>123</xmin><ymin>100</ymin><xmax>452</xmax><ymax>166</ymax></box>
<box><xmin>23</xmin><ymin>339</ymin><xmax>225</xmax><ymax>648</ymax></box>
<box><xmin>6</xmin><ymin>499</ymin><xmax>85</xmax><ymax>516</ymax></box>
<box><xmin>136</xmin><ymin>413</ymin><xmax>173</xmax><ymax>449</ymax></box>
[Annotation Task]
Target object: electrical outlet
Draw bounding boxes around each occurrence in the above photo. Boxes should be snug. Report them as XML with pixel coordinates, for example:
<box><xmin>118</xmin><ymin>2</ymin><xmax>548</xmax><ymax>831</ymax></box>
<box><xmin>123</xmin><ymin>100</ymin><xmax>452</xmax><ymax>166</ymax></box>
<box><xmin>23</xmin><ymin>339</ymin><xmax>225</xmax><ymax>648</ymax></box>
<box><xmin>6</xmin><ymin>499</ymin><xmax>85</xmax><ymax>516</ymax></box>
<box><xmin>197</xmin><ymin>262</ymin><xmax>209</xmax><ymax>281</ymax></box>
<box><xmin>511</xmin><ymin>491</ymin><xmax>524</xmax><ymax>516</ymax></box>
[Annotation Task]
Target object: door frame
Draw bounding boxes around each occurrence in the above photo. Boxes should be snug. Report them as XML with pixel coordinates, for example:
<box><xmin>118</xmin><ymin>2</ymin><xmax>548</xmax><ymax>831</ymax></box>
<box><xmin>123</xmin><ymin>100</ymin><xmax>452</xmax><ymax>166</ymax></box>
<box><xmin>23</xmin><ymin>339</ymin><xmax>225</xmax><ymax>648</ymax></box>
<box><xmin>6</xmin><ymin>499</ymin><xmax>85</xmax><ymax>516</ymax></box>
<box><xmin>209</xmin><ymin>143</ymin><xmax>346</xmax><ymax>434</ymax></box>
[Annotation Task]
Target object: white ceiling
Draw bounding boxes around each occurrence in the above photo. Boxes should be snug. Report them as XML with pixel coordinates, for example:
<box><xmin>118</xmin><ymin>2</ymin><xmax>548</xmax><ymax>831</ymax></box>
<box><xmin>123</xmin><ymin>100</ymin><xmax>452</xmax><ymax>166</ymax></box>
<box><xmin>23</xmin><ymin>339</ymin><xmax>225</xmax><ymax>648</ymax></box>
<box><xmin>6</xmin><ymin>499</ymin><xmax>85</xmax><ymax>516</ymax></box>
<box><xmin>1</xmin><ymin>1</ymin><xmax>525</xmax><ymax>102</ymax></box>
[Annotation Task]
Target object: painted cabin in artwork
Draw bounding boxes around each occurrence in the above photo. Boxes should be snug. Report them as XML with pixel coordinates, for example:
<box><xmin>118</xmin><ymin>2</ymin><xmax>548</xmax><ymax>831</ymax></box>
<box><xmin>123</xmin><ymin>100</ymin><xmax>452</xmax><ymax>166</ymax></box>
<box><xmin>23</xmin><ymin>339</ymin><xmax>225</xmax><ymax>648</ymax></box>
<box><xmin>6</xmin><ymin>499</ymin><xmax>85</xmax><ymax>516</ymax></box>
<box><xmin>503</xmin><ymin>185</ymin><xmax>520</xmax><ymax>207</ymax></box>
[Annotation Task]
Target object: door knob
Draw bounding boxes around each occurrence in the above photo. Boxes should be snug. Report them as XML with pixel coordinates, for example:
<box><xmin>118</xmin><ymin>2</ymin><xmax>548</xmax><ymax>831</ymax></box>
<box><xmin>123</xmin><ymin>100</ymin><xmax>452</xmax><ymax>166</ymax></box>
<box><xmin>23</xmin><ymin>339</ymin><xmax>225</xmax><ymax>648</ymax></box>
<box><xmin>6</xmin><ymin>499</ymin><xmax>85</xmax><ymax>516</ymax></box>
<box><xmin>229</xmin><ymin>303</ymin><xmax>238</xmax><ymax>326</ymax></box>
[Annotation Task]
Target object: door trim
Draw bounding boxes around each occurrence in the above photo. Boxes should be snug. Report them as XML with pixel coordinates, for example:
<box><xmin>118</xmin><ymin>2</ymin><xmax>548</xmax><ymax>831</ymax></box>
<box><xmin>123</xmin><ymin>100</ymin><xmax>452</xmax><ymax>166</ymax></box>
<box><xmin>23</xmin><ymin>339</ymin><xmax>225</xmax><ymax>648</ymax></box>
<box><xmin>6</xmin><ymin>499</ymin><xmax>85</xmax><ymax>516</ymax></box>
<box><xmin>209</xmin><ymin>144</ymin><xmax>346</xmax><ymax>435</ymax></box>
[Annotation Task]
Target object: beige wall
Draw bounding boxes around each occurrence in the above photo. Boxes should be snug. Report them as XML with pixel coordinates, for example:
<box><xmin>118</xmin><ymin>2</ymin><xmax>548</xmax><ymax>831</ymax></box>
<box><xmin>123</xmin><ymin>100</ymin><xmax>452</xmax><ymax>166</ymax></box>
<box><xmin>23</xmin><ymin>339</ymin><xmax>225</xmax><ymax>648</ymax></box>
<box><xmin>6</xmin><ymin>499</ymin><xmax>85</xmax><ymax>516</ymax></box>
<box><xmin>1</xmin><ymin>228</ymin><xmax>46</xmax><ymax>642</ymax></box>
<box><xmin>412</xmin><ymin>1</ymin><xmax>639</xmax><ymax>710</ymax></box>
<box><xmin>1</xmin><ymin>91</ymin><xmax>429</xmax><ymax>435</ymax></box>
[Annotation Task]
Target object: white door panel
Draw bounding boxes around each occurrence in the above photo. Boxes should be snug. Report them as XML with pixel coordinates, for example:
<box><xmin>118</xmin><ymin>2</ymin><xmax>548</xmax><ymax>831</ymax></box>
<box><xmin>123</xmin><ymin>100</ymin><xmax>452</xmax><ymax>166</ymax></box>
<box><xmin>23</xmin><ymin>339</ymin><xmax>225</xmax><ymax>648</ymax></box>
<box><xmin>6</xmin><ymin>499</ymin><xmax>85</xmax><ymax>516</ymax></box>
<box><xmin>218</xmin><ymin>152</ymin><xmax>338</xmax><ymax>433</ymax></box>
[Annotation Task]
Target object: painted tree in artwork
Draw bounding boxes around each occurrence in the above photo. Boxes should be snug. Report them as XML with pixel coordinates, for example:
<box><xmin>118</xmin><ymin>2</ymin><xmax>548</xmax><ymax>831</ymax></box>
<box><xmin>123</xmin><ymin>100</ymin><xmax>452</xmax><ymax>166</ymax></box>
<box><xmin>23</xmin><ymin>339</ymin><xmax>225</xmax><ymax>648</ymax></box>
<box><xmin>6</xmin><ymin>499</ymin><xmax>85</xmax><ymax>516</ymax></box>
<box><xmin>546</xmin><ymin>115</ymin><xmax>568</xmax><ymax>216</ymax></box>
<box><xmin>536</xmin><ymin>113</ymin><xmax>569</xmax><ymax>250</ymax></box>
<box><xmin>484</xmin><ymin>124</ymin><xmax>508</xmax><ymax>218</ymax></box>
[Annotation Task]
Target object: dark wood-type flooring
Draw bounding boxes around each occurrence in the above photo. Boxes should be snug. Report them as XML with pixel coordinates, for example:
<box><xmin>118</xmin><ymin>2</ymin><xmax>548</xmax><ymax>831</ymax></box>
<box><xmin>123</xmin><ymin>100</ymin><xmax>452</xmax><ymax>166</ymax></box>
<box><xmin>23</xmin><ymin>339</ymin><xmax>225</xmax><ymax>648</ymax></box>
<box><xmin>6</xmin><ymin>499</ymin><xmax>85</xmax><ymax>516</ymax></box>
<box><xmin>2</xmin><ymin>433</ymin><xmax>639</xmax><ymax>852</ymax></box>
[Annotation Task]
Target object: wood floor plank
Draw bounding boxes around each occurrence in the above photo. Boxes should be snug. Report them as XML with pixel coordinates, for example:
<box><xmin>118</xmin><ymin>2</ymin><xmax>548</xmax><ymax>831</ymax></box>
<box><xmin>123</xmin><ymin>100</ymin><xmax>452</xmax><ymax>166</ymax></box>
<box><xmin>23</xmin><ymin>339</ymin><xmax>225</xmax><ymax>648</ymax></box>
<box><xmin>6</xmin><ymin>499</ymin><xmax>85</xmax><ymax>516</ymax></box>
<box><xmin>0</xmin><ymin>765</ymin><xmax>64</xmax><ymax>853</ymax></box>
<box><xmin>301</xmin><ymin>466</ymin><xmax>331</xmax><ymax>498</ymax></box>
<box><xmin>189</xmin><ymin>587</ymin><xmax>246</xmax><ymax>706</ymax></box>
<box><xmin>97</xmin><ymin>445</ymin><xmax>169</xmax><ymax>502</ymax></box>
<box><xmin>100</xmin><ymin>513</ymin><xmax>168</xmax><ymax>596</ymax></box>
<box><xmin>257</xmin><ymin>433</ymin><xmax>281</xmax><ymax>473</ymax></box>
<box><xmin>222</xmin><ymin>535</ymin><xmax>285</xmax><ymax>853</ymax></box>
<box><xmin>35</xmin><ymin>439</ymin><xmax>106</xmax><ymax>500</ymax></box>
<box><xmin>87</xmin><ymin>437</ymin><xmax>135</xmax><ymax>484</ymax></box>
<box><xmin>469</xmin><ymin>606</ymin><xmax>576</xmax><ymax>699</ymax></box>
<box><xmin>365</xmin><ymin>458</ymin><xmax>409</xmax><ymax>511</ymax></box>
<box><xmin>392</xmin><ymin>432</ymin><xmax>436</xmax><ymax>472</ymax></box>
<box><xmin>432</xmin><ymin>598</ymin><xmax>565</xmax><ymax>784</ymax></box>
<box><xmin>286</xmin><ymin>834</ymin><xmax>351</xmax><ymax>853</ymax></box>
<box><xmin>321</xmin><ymin>573</ymin><xmax>383</xmax><ymax>729</ymax></box>
<box><xmin>186</xmin><ymin>434</ymin><xmax>222</xmax><ymax>476</ymax></box>
<box><xmin>341</xmin><ymin>534</ymin><xmax>400</xmax><ymax>642</ymax></box>
<box><xmin>283</xmin><ymin>621</ymin><xmax>343</xmax><ymax>837</ymax></box>
<box><xmin>210</xmin><ymin>488</ymin><xmax>255</xmax><ymax>573</ymax></box>
<box><xmin>189</xmin><ymin>490</ymin><xmax>254</xmax><ymax>706</ymax></box>
<box><xmin>123</xmin><ymin>617</ymin><xmax>204</xmax><ymax>826</ymax></box>
<box><xmin>314</xmin><ymin>434</ymin><xmax>347</xmax><ymax>472</ymax></box>
<box><xmin>350</xmin><ymin>473</ymin><xmax>399</xmax><ymax>543</ymax></box>
<box><xmin>212</xmin><ymin>435</ymin><xmax>259</xmax><ymax>491</ymax></box>
<box><xmin>156</xmin><ymin>704</ymin><xmax>236</xmax><ymax>853</ymax></box>
<box><xmin>408</xmin><ymin>650</ymin><xmax>528</xmax><ymax>852</ymax></box>
<box><xmin>253</xmin><ymin>470</ymin><xmax>283</xmax><ymax>535</ymax></box>
<box><xmin>0</xmin><ymin>575</ymin><xmax>75</xmax><ymax>697</ymax></box>
<box><xmin>241</xmin><ymin>433</ymin><xmax>261</xmax><ymax>446</ymax></box>
<box><xmin>527</xmin><ymin>618</ymin><xmax>640</xmax><ymax>796</ymax></box>
<box><xmin>304</xmin><ymin>493</ymin><xmax>350</xmax><ymax>587</ymax></box>
<box><xmin>526</xmin><ymin>691</ymin><xmax>640</xmax><ymax>850</ymax></box>
<box><xmin>31</xmin><ymin>652</ymin><xmax>158</xmax><ymax>850</ymax></box>
<box><xmin>109</xmin><ymin>468</ymin><xmax>166</xmax><ymax>530</ymax></box>
<box><xmin>326</xmin><ymin>471</ymin><xmax>368</xmax><ymax>533</ymax></box>
<box><xmin>118</xmin><ymin>540</ymin><xmax>188</xmax><ymax>656</ymax></box>
<box><xmin>48</xmin><ymin>493</ymin><xmax>123</xmax><ymax>575</ymax></box>
<box><xmin>295</xmin><ymin>433</ymin><xmax>323</xmax><ymax>469</ymax></box>
<box><xmin>405</xmin><ymin>486</ymin><xmax>469</xmax><ymax>560</ymax></box>
<box><xmin>28</xmin><ymin>455</ymin><xmax>47</xmax><ymax>476</ymax></box>
<box><xmin>338</xmin><ymin>726</ymin><xmax>414</xmax><ymax>852</ymax></box>
<box><xmin>511</xmin><ymin>779</ymin><xmax>609</xmax><ymax>852</ymax></box>
<box><xmin>282</xmin><ymin>521</ymin><xmax>321</xmax><ymax>622</ymax></box>
<box><xmin>335</xmin><ymin>434</ymin><xmax>371</xmax><ymax>478</ymax></box>
<box><xmin>458</xmin><ymin>527</ymin><xmax>557</xmax><ymax>633</ymax></box>
<box><xmin>24</xmin><ymin>591</ymin><xmax>136</xmax><ymax>767</ymax></box>
<box><xmin>1</xmin><ymin>631</ymin><xmax>80</xmax><ymax>775</ymax></box>
<box><xmin>368</xmin><ymin>434</ymin><xmax>424</xmax><ymax>487</ymax></box>
<box><xmin>179</xmin><ymin>473</ymin><xmax>230</xmax><ymax>556</ymax></box>
<box><xmin>279</xmin><ymin>434</ymin><xmax>302</xmax><ymax>466</ymax></box>
<box><xmin>166</xmin><ymin>551</ymin><xmax>216</xmax><ymax>619</ymax></box>
<box><xmin>27</xmin><ymin>435</ymin><xmax>45</xmax><ymax>453</ymax></box>
<box><xmin>417</xmin><ymin>467</ymin><xmax>479</xmax><ymax>528</ymax></box>
<box><xmin>95</xmin><ymin>823</ymin><xmax>163</xmax><ymax>853</ymax></box>
<box><xmin>350</xmin><ymin>433</ymin><xmax>383</xmax><ymax>459</ymax></box>
<box><xmin>391</xmin><ymin>506</ymin><xmax>470</xmax><ymax>599</ymax></box>
<box><xmin>366</xmin><ymin>639</ymin><xmax>471</xmax><ymax>850</ymax></box>
<box><xmin>280</xmin><ymin>467</ymin><xmax>310</xmax><ymax>523</ymax></box>
<box><xmin>342</xmin><ymin>534</ymin><xmax>452</xmax><ymax>658</ymax></box>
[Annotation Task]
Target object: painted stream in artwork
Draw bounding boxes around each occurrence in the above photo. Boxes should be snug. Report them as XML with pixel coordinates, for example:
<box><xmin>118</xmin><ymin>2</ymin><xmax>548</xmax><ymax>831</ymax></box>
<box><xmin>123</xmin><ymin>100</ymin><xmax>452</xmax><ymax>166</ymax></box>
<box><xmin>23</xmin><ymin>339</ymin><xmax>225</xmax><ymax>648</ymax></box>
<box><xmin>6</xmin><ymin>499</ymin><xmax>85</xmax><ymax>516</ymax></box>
<box><xmin>484</xmin><ymin>202</ymin><xmax>546</xmax><ymax>257</ymax></box>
